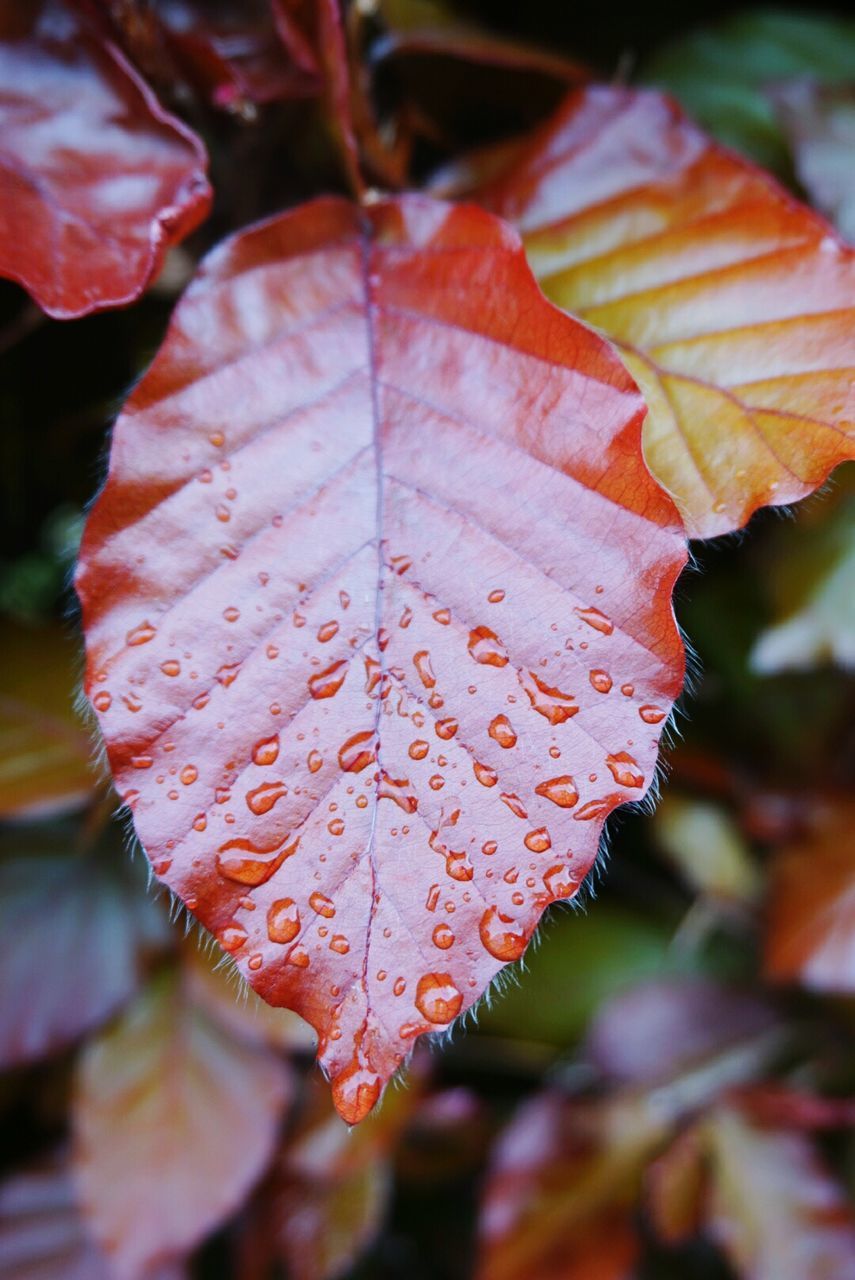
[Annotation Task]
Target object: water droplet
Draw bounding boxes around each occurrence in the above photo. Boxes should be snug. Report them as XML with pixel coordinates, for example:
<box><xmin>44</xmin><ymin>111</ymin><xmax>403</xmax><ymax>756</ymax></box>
<box><xmin>253</xmin><ymin>734</ymin><xmax>280</xmax><ymax>766</ymax></box>
<box><xmin>160</xmin><ymin>659</ymin><xmax>181</xmax><ymax>677</ymax></box>
<box><xmin>340</xmin><ymin>590</ymin><xmax>351</xmax><ymax>610</ymax></box>
<box><xmin>415</xmin><ymin>972</ymin><xmax>463</xmax><ymax>1024</ymax></box>
<box><xmin>520</xmin><ymin>670</ymin><xmax>578</xmax><ymax>724</ymax></box>
<box><xmin>393</xmin><ymin>977</ymin><xmax>407</xmax><ymax>996</ymax></box>
<box><xmin>524</xmin><ymin>827</ymin><xmax>552</xmax><ymax>853</ymax></box>
<box><xmin>330</xmin><ymin>934</ymin><xmax>350</xmax><ymax>954</ymax></box>
<box><xmin>543</xmin><ymin>864</ymin><xmax>579</xmax><ymax>900</ymax></box>
<box><xmin>429</xmin><ymin>774</ymin><xmax>444</xmax><ymax>790</ymax></box>
<box><xmin>93</xmin><ymin>691</ymin><xmax>112</xmax><ymax>711</ymax></box>
<box><xmin>534</xmin><ymin>775</ymin><xmax>578</xmax><ymax>808</ymax></box>
<box><xmin>338</xmin><ymin>730</ymin><xmax>377</xmax><ymax>773</ymax></box>
<box><xmin>390</xmin><ymin>553</ymin><xmax>412</xmax><ymax>575</ymax></box>
<box><xmin>267</xmin><ymin>898</ymin><xmax>300</xmax><ymax>943</ymax></box>
<box><xmin>332</xmin><ymin>1063</ymin><xmax>382</xmax><ymax>1124</ymax></box>
<box><xmin>209</xmin><ymin>431</ymin><xmax>225</xmax><ymax>447</ymax></box>
<box><xmin>574</xmin><ymin>605</ymin><xmax>614</xmax><ymax>635</ymax></box>
<box><xmin>180</xmin><ymin>764</ymin><xmax>198</xmax><ymax>785</ymax></box>
<box><xmin>216</xmin><ymin>661</ymin><xmax>241</xmax><ymax>687</ymax></box>
<box><xmin>289</xmin><ymin>947</ymin><xmax>310</xmax><ymax>968</ymax></box>
<box><xmin>488</xmin><ymin>589</ymin><xmax>505</xmax><ymax>603</ymax></box>
<box><xmin>218</xmin><ymin>923</ymin><xmax>248</xmax><ymax>952</ymax></box>
<box><xmin>432</xmin><ymin>608</ymin><xmax>450</xmax><ymax>625</ymax></box>
<box><xmin>488</xmin><ymin>714</ymin><xmax>517</xmax><ymax>748</ymax></box>
<box><xmin>589</xmin><ymin>669</ymin><xmax>612</xmax><ymax>694</ymax></box>
<box><xmin>480</xmin><ymin>907</ymin><xmax>527</xmax><ymax>961</ymax></box>
<box><xmin>432</xmin><ymin>922</ymin><xmax>455</xmax><ymax>949</ymax></box>
<box><xmin>328</xmin><ymin>817</ymin><xmax>345</xmax><ymax>836</ymax></box>
<box><xmin>426</xmin><ymin>884</ymin><xmax>441</xmax><ymax>911</ymax></box>
<box><xmin>217</xmin><ymin>836</ymin><xmax>297</xmax><ymax>885</ymax></box>
<box><xmin>247</xmin><ymin>953</ymin><xmax>263</xmax><ymax>971</ymax></box>
<box><xmin>193</xmin><ymin>814</ymin><xmax>207</xmax><ymax>832</ymax></box>
<box><xmin>127</xmin><ymin>621</ymin><xmax>156</xmax><ymax>646</ymax></box>
<box><xmin>399</xmin><ymin>606</ymin><xmax>413</xmax><ymax>628</ymax></box>
<box><xmin>574</xmin><ymin>795</ymin><xmax>621</xmax><ymax>821</ymax></box>
<box><xmin>246</xmin><ymin>780</ymin><xmax>287</xmax><ymax>815</ymax></box>
<box><xmin>621</xmin><ymin>683</ymin><xmax>634</xmax><ymax>697</ymax></box>
<box><xmin>468</xmin><ymin>626</ymin><xmax>508</xmax><ymax>667</ymax></box>
<box><xmin>500</xmin><ymin>792</ymin><xmax>528</xmax><ymax>819</ymax></box>
<box><xmin>310</xmin><ymin>891</ymin><xmax>335</xmax><ymax>918</ymax></box>
<box><xmin>318</xmin><ymin>620</ymin><xmax>339</xmax><ymax>643</ymax></box>
<box><xmin>473</xmin><ymin>761</ymin><xmax>498</xmax><ymax>787</ymax></box>
<box><xmin>309</xmin><ymin>660</ymin><xmax>347</xmax><ymax>699</ymax></box>
<box><xmin>409</xmin><ymin>739</ymin><xmax>429</xmax><ymax>760</ymax></box>
<box><xmin>307</xmin><ymin>749</ymin><xmax>323</xmax><ymax>773</ymax></box>
<box><xmin>639</xmin><ymin>705</ymin><xmax>666</xmax><ymax>724</ymax></box>
<box><xmin>435</xmin><ymin>717</ymin><xmax>458</xmax><ymax>740</ymax></box>
<box><xmin>378</xmin><ymin>771</ymin><xmax>417</xmax><ymax>812</ymax></box>
<box><xmin>131</xmin><ymin>755</ymin><xmax>153</xmax><ymax>769</ymax></box>
<box><xmin>605</xmin><ymin>752</ymin><xmax>644</xmax><ymax>788</ymax></box>
<box><xmin>266</xmin><ymin>644</ymin><xmax>279</xmax><ymax>660</ymax></box>
<box><xmin>413</xmin><ymin>650</ymin><xmax>436</xmax><ymax>689</ymax></box>
<box><xmin>223</xmin><ymin>607</ymin><xmax>240</xmax><ymax>622</ymax></box>
<box><xmin>122</xmin><ymin>692</ymin><xmax>143</xmax><ymax>713</ymax></box>
<box><xmin>482</xmin><ymin>839</ymin><xmax>498</xmax><ymax>855</ymax></box>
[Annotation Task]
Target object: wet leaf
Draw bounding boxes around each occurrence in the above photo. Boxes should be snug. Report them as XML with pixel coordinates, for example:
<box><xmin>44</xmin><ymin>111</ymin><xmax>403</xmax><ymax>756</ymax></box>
<box><xmin>0</xmin><ymin>841</ymin><xmax>165</xmax><ymax>1068</ymax></box>
<box><xmin>0</xmin><ymin>0</ymin><xmax>211</xmax><ymax>318</ymax></box>
<box><xmin>75</xmin><ymin>193</ymin><xmax>686</xmax><ymax>1122</ymax></box>
<box><xmin>74</xmin><ymin>968</ymin><xmax>292</xmax><ymax>1279</ymax></box>
<box><xmin>772</xmin><ymin>81</ymin><xmax>855</xmax><ymax>244</ymax></box>
<box><xmin>703</xmin><ymin>1104</ymin><xmax>855</xmax><ymax>1280</ymax></box>
<box><xmin>0</xmin><ymin>1151</ymin><xmax>184</xmax><ymax>1280</ymax></box>
<box><xmin>0</xmin><ymin>623</ymin><xmax>94</xmax><ymax>819</ymax></box>
<box><xmin>454</xmin><ymin>86</ymin><xmax>855</xmax><ymax>539</ymax></box>
<box><xmin>765</xmin><ymin>802</ymin><xmax>855</xmax><ymax>991</ymax></box>
<box><xmin>652</xmin><ymin>795</ymin><xmax>761</xmax><ymax>905</ymax></box>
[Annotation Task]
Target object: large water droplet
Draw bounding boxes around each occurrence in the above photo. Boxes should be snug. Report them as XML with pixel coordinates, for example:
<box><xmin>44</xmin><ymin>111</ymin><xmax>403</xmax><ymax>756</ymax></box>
<box><xmin>246</xmin><ymin>780</ymin><xmax>287</xmax><ymax>815</ymax></box>
<box><xmin>605</xmin><ymin>752</ymin><xmax>644</xmax><ymax>788</ymax></box>
<box><xmin>127</xmin><ymin>621</ymin><xmax>156</xmax><ymax>646</ymax></box>
<box><xmin>435</xmin><ymin>717</ymin><xmax>458</xmax><ymax>740</ymax></box>
<box><xmin>253</xmin><ymin>735</ymin><xmax>280</xmax><ymax>766</ymax></box>
<box><xmin>415</xmin><ymin>972</ymin><xmax>463</xmax><ymax>1024</ymax></box>
<box><xmin>473</xmin><ymin>761</ymin><xmax>498</xmax><ymax>787</ymax></box>
<box><xmin>218</xmin><ymin>922</ymin><xmax>248</xmax><ymax>952</ymax></box>
<box><xmin>309</xmin><ymin>659</ymin><xmax>347</xmax><ymax>699</ymax></box>
<box><xmin>413</xmin><ymin>650</ymin><xmax>436</xmax><ymax>689</ymax></box>
<box><xmin>520</xmin><ymin>671</ymin><xmax>578</xmax><ymax>724</ymax></box>
<box><xmin>267</xmin><ymin>897</ymin><xmax>300</xmax><ymax>943</ymax></box>
<box><xmin>409</xmin><ymin>740</ymin><xmax>429</xmax><ymax>760</ymax></box>
<box><xmin>468</xmin><ymin>626</ymin><xmax>508</xmax><ymax>667</ymax></box>
<box><xmin>534</xmin><ymin>775</ymin><xmax>578</xmax><ymax>808</ymax></box>
<box><xmin>574</xmin><ymin>605</ymin><xmax>614</xmax><ymax>635</ymax></box>
<box><xmin>332</xmin><ymin>1062</ymin><xmax>382</xmax><ymax>1124</ymax></box>
<box><xmin>589</xmin><ymin>669</ymin><xmax>612</xmax><ymax>694</ymax></box>
<box><xmin>309</xmin><ymin>890</ymin><xmax>335</xmax><ymax>918</ymax></box>
<box><xmin>432</xmin><ymin>922</ymin><xmax>455</xmax><ymax>950</ymax></box>
<box><xmin>524</xmin><ymin>827</ymin><xmax>552</xmax><ymax>853</ymax></box>
<box><xmin>338</xmin><ymin>730</ymin><xmax>377</xmax><ymax>773</ymax></box>
<box><xmin>479</xmin><ymin>907</ymin><xmax>527</xmax><ymax>961</ymax></box>
<box><xmin>488</xmin><ymin>714</ymin><xmax>517</xmax><ymax>748</ymax></box>
<box><xmin>639</xmin><ymin>705</ymin><xmax>666</xmax><ymax>724</ymax></box>
<box><xmin>217</xmin><ymin>836</ymin><xmax>297</xmax><ymax>885</ymax></box>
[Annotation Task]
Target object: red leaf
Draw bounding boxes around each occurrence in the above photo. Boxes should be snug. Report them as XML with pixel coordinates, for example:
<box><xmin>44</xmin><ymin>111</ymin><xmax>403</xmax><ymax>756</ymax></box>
<box><xmin>76</xmin><ymin>193</ymin><xmax>686</xmax><ymax>1122</ymax></box>
<box><xmin>446</xmin><ymin>86</ymin><xmax>855</xmax><ymax>539</ymax></box>
<box><xmin>0</xmin><ymin>0</ymin><xmax>211</xmax><ymax>318</ymax></box>
<box><xmin>0</xmin><ymin>842</ymin><xmax>165</xmax><ymax>1068</ymax></box>
<box><xmin>73</xmin><ymin>968</ymin><xmax>293</xmax><ymax>1278</ymax></box>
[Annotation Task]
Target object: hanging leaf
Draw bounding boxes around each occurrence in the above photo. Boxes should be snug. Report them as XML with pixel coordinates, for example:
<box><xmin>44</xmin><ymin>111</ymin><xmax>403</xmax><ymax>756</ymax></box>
<box><xmin>765</xmin><ymin>801</ymin><xmax>855</xmax><ymax>991</ymax></box>
<box><xmin>73</xmin><ymin>968</ymin><xmax>293</xmax><ymax>1278</ymax></box>
<box><xmin>0</xmin><ymin>623</ymin><xmax>94</xmax><ymax>820</ymax></box>
<box><xmin>0</xmin><ymin>1151</ymin><xmax>185</xmax><ymax>1280</ymax></box>
<box><xmin>0</xmin><ymin>839</ymin><xmax>165</xmax><ymax>1068</ymax></box>
<box><xmin>75</xmin><ymin>193</ymin><xmax>686</xmax><ymax>1121</ymax></box>
<box><xmin>447</xmin><ymin>85</ymin><xmax>855</xmax><ymax>539</ymax></box>
<box><xmin>0</xmin><ymin>0</ymin><xmax>211</xmax><ymax>318</ymax></box>
<box><xmin>703</xmin><ymin>1104</ymin><xmax>855</xmax><ymax>1280</ymax></box>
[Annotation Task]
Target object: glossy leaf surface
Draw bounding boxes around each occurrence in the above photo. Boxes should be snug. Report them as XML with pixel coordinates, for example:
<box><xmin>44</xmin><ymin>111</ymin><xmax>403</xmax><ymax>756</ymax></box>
<box><xmin>74</xmin><ymin>969</ymin><xmax>292</xmax><ymax>1278</ymax></box>
<box><xmin>76</xmin><ymin>193</ymin><xmax>686</xmax><ymax>1122</ymax></box>
<box><xmin>0</xmin><ymin>842</ymin><xmax>164</xmax><ymax>1068</ymax></box>
<box><xmin>0</xmin><ymin>0</ymin><xmax>211</xmax><ymax>318</ymax></box>
<box><xmin>459</xmin><ymin>86</ymin><xmax>855</xmax><ymax>538</ymax></box>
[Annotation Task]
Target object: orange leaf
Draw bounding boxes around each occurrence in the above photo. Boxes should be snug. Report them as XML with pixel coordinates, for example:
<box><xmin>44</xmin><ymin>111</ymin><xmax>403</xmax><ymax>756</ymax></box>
<box><xmin>76</xmin><ymin>194</ymin><xmax>686</xmax><ymax>1122</ymax></box>
<box><xmin>451</xmin><ymin>86</ymin><xmax>855</xmax><ymax>538</ymax></box>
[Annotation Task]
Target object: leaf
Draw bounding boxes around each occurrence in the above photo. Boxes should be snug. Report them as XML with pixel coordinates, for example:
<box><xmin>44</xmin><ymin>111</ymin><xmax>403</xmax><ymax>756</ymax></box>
<box><xmin>0</xmin><ymin>1151</ymin><xmax>185</xmax><ymax>1280</ymax></box>
<box><xmin>73</xmin><ymin>968</ymin><xmax>293</xmax><ymax>1279</ymax></box>
<box><xmin>751</xmin><ymin>471</ymin><xmax>855</xmax><ymax>673</ymax></box>
<box><xmin>772</xmin><ymin>81</ymin><xmax>855</xmax><ymax>244</ymax></box>
<box><xmin>75</xmin><ymin>192</ymin><xmax>687</xmax><ymax>1122</ymax></box>
<box><xmin>642</xmin><ymin>9</ymin><xmax>855</xmax><ymax>173</ymax></box>
<box><xmin>765</xmin><ymin>801</ymin><xmax>855</xmax><ymax>991</ymax></box>
<box><xmin>0</xmin><ymin>839</ymin><xmax>165</xmax><ymax>1068</ymax></box>
<box><xmin>450</xmin><ymin>86</ymin><xmax>855</xmax><ymax>538</ymax></box>
<box><xmin>703</xmin><ymin>1104</ymin><xmax>855</xmax><ymax>1280</ymax></box>
<box><xmin>0</xmin><ymin>622</ymin><xmax>94</xmax><ymax>819</ymax></box>
<box><xmin>0</xmin><ymin>0</ymin><xmax>211</xmax><ymax>319</ymax></box>
<box><xmin>652</xmin><ymin>795</ymin><xmax>761</xmax><ymax>905</ymax></box>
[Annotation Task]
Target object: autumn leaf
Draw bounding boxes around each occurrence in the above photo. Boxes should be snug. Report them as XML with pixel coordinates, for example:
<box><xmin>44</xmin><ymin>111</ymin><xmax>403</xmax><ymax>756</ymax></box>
<box><xmin>765</xmin><ymin>801</ymin><xmax>855</xmax><ymax>991</ymax></box>
<box><xmin>0</xmin><ymin>0</ymin><xmax>211</xmax><ymax>318</ymax></box>
<box><xmin>450</xmin><ymin>85</ymin><xmax>855</xmax><ymax>538</ymax></box>
<box><xmin>75</xmin><ymin>193</ymin><xmax>686</xmax><ymax>1122</ymax></box>
<box><xmin>703</xmin><ymin>1104</ymin><xmax>855</xmax><ymax>1280</ymax></box>
<box><xmin>73</xmin><ymin>968</ymin><xmax>293</xmax><ymax>1279</ymax></box>
<box><xmin>0</xmin><ymin>1151</ymin><xmax>185</xmax><ymax>1280</ymax></box>
<box><xmin>0</xmin><ymin>838</ymin><xmax>165</xmax><ymax>1068</ymax></box>
<box><xmin>0</xmin><ymin>623</ymin><xmax>94</xmax><ymax>819</ymax></box>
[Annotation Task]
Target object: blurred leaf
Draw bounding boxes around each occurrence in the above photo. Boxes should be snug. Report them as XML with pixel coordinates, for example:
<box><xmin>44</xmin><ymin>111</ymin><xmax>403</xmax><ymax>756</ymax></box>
<box><xmin>476</xmin><ymin>905</ymin><xmax>690</xmax><ymax>1047</ymax></box>
<box><xmin>264</xmin><ymin>1073</ymin><xmax>422</xmax><ymax>1280</ymax></box>
<box><xmin>0</xmin><ymin>1150</ymin><xmax>185</xmax><ymax>1280</ymax></box>
<box><xmin>0</xmin><ymin>841</ymin><xmax>166</xmax><ymax>1069</ymax></box>
<box><xmin>772</xmin><ymin>81</ymin><xmax>855</xmax><ymax>243</ymax></box>
<box><xmin>752</xmin><ymin>474</ymin><xmax>855</xmax><ymax>674</ymax></box>
<box><xmin>183</xmin><ymin>936</ymin><xmax>316</xmax><ymax>1054</ymax></box>
<box><xmin>703</xmin><ymin>1104</ymin><xmax>855</xmax><ymax>1279</ymax></box>
<box><xmin>583</xmin><ymin>978</ymin><xmax>779</xmax><ymax>1087</ymax></box>
<box><xmin>765</xmin><ymin>801</ymin><xmax>855</xmax><ymax>991</ymax></box>
<box><xmin>0</xmin><ymin>622</ymin><xmax>94</xmax><ymax>819</ymax></box>
<box><xmin>74</xmin><ymin>968</ymin><xmax>293</xmax><ymax>1279</ymax></box>
<box><xmin>643</xmin><ymin>9</ymin><xmax>855</xmax><ymax>173</ymax></box>
<box><xmin>653</xmin><ymin>796</ymin><xmax>761</xmax><ymax>906</ymax></box>
<box><xmin>645</xmin><ymin>1125</ymin><xmax>706</xmax><ymax>1246</ymax></box>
